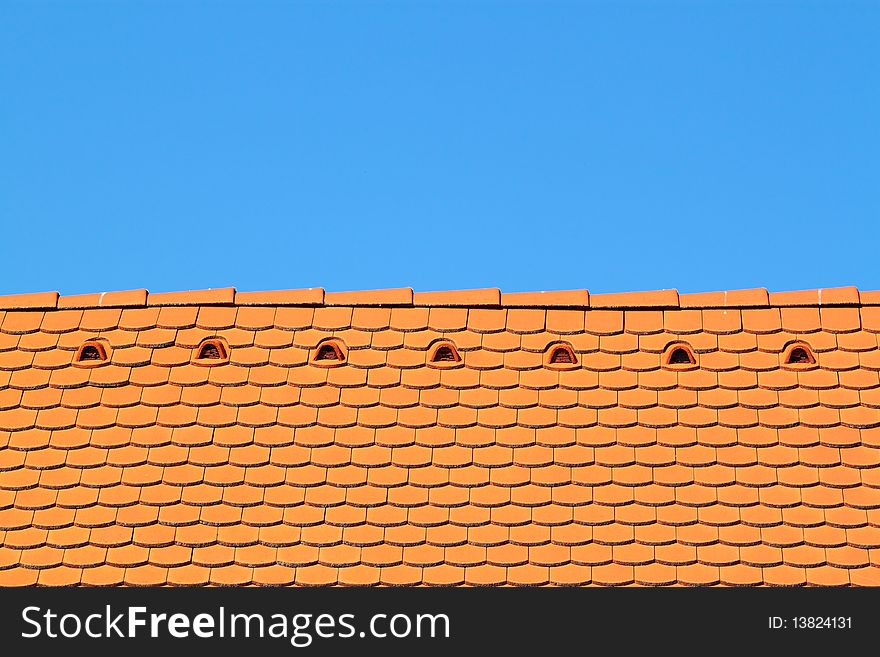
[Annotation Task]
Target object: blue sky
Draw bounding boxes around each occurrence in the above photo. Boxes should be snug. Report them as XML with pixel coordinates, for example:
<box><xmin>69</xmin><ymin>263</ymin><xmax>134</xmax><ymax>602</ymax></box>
<box><xmin>1</xmin><ymin>1</ymin><xmax>877</xmax><ymax>297</ymax></box>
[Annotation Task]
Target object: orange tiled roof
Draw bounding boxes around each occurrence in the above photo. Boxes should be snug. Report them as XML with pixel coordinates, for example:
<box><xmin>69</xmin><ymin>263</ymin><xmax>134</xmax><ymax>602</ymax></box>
<box><xmin>1</xmin><ymin>285</ymin><xmax>880</xmax><ymax>586</ymax></box>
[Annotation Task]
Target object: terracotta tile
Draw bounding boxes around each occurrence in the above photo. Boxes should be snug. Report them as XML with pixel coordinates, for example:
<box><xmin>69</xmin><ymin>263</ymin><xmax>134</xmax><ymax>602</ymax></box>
<box><xmin>232</xmin><ymin>289</ymin><xmax>322</xmax><ymax>308</ymax></box>
<box><xmin>818</xmin><ymin>466</ymin><xmax>860</xmax><ymax>488</ymax></box>
<box><xmin>578</xmin><ymin>310</ymin><xmax>622</xmax><ymax>337</ymax></box>
<box><xmin>305</xmin><ymin>482</ymin><xmax>352</xmax><ymax>512</ymax></box>
<box><xmin>400</xmin><ymin>542</ymin><xmax>443</xmax><ymax>568</ymax></box>
<box><xmin>360</xmin><ymin>506</ymin><xmax>404</xmax><ymax>531</ymax></box>
<box><xmin>824</xmin><ymin>506</ymin><xmax>868</xmax><ymax>531</ymax></box>
<box><xmin>104</xmin><ymin>542</ymin><xmax>150</xmax><ymax>568</ymax></box>
<box><xmin>16</xmin><ymin>543</ymin><xmax>63</xmax><ymax>569</ymax></box>
<box><xmin>75</xmin><ymin>565</ymin><xmax>122</xmax><ymax>586</ymax></box>
<box><xmin>261</xmin><ymin>310</ymin><xmax>314</xmax><ymax>336</ymax></box>
<box><xmin>538</xmin><ymin>563</ymin><xmax>588</xmax><ymax>587</ymax></box>
<box><xmin>415</xmin><ymin>289</ymin><xmax>500</xmax><ymax>307</ymax></box>
<box><xmin>588</xmin><ymin>562</ymin><xmax>632</xmax><ymax>586</ymax></box>
<box><xmin>689</xmin><ymin>539</ymin><xmax>734</xmax><ymax>566</ymax></box>
<box><xmin>0</xmin><ymin>406</ymin><xmax>39</xmax><ymax>431</ymax></box>
<box><xmin>500</xmin><ymin>289</ymin><xmax>586</xmax><ymax>308</ymax></box>
<box><xmin>407</xmin><ymin>503</ymin><xmax>447</xmax><ymax>528</ymax></box>
<box><xmin>699</xmin><ymin>309</ymin><xmax>742</xmax><ymax>335</ymax></box>
<box><xmin>342</xmin><ymin>522</ymin><xmax>385</xmax><ymax>547</ymax></box>
<box><xmin>458</xmin><ymin>563</ymin><xmax>503</xmax><ymax>586</ymax></box>
<box><xmin>484</xmin><ymin>565</ymin><xmax>532</xmax><ymax>586</ymax></box>
<box><xmin>60</xmin><ymin>544</ymin><xmax>106</xmax><ymax>567</ymax></box>
<box><xmin>608</xmin><ymin>541</ymin><xmax>652</xmax><ymax>567</ymax></box>
<box><xmin>149</xmin><ymin>307</ymin><xmax>196</xmax><ymax>332</ymax></box>
<box><xmin>231</xmin><ymin>543</ymin><xmax>276</xmax><ymax>568</ymax></box>
<box><xmin>661</xmin><ymin>309</ymin><xmax>701</xmax><ymax>335</ymax></box>
<box><xmin>147</xmin><ymin>287</ymin><xmax>234</xmax><ymax>307</ymax></box>
<box><xmin>205</xmin><ymin>564</ymin><xmax>250</xmax><ymax>586</ymax></box>
<box><xmin>329</xmin><ymin>564</ymin><xmax>376</xmax><ymax>587</ymax></box>
<box><xmin>778</xmin><ymin>507</ymin><xmax>822</xmax><ymax>531</ymax></box>
<box><xmin>353</xmin><ymin>544</ymin><xmax>399</xmax><ymax>568</ymax></box>
<box><xmin>588</xmin><ymin>290</ymin><xmax>675</xmax><ymax>310</ymax></box>
<box><xmin>818</xmin><ymin>306</ymin><xmax>861</xmax><ymax>333</ymax></box>
<box><xmin>89</xmin><ymin>523</ymin><xmax>134</xmax><ymax>548</ymax></box>
<box><xmin>161</xmin><ymin>565</ymin><xmax>208</xmax><ymax>586</ymax></box>
<box><xmin>31</xmin><ymin>505</ymin><xmax>75</xmax><ymax>530</ymax></box>
<box><xmin>623</xmin><ymin>310</ymin><xmax>665</xmax><ymax>336</ymax></box>
<box><xmin>1</xmin><ymin>291</ymin><xmax>60</xmax><ymax>314</ymax></box>
<box><xmin>372</xmin><ymin>564</ymin><xmax>418</xmax><ymax>586</ymax></box>
<box><xmin>33</xmin><ymin>311</ymin><xmax>80</xmax><ymax>336</ymax></box>
<box><xmin>778</xmin><ymin>307</ymin><xmax>821</xmax><ymax>334</ymax></box>
<box><xmin>671</xmin><ymin>563</ymin><xmax>716</xmax><ymax>586</ymax></box>
<box><xmin>436</xmin><ymin>543</ymin><xmax>483</xmax><ymax>568</ymax></box>
<box><xmin>861</xmin><ymin>305</ymin><xmax>880</xmax><ymax>336</ymax></box>
<box><xmin>616</xmin><ymin>562</ymin><xmax>668</xmax><ymax>587</ymax></box>
<box><xmin>588</xmin><ymin>523</ymin><xmax>631</xmax><ymax>547</ymax></box>
<box><xmin>846</xmin><ymin>566</ymin><xmax>880</xmax><ymax>586</ymax></box>
<box><xmin>188</xmin><ymin>543</ymin><xmax>233</xmax><ymax>568</ymax></box>
<box><xmin>631</xmin><ymin>521</ymin><xmax>674</xmax><ymax>547</ymax></box>
<box><xmin>802</xmin><ymin>565</ymin><xmax>847</xmax><ymax>586</ymax></box>
<box><xmin>774</xmin><ymin>287</ymin><xmax>856</xmax><ymax>306</ymax></box>
<box><xmin>717</xmin><ymin>564</ymin><xmax>762</xmax><ymax>586</ymax></box>
<box><xmin>756</xmin><ymin>487</ymin><xmax>800</xmax><ymax>512</ymax></box>
<box><xmin>323</xmin><ymin>288</ymin><xmax>411</xmax><ymax>307</ymax></box>
<box><xmin>611</xmin><ymin>505</ymin><xmax>656</xmax><ymax>530</ymax></box>
<box><xmin>681</xmin><ymin>288</ymin><xmax>767</xmax><ymax>309</ymax></box>
<box><xmin>2</xmin><ymin>311</ymin><xmax>50</xmax><ymax>336</ymax></box>
<box><xmin>414</xmin><ymin>563</ymin><xmax>460</xmax><ymax>586</ymax></box>
<box><xmin>673</xmin><ymin>521</ymin><xmax>717</xmax><ymax>546</ymax></box>
<box><xmin>374</xmin><ymin>308</ymin><xmax>426</xmax><ymax>336</ymax></box>
<box><xmin>462</xmin><ymin>308</ymin><xmax>505</xmax><ymax>335</ymax></box>
<box><xmin>372</xmin><ymin>521</ymin><xmax>421</xmax><ymax>548</ymax></box>
<box><xmin>825</xmin><ymin>545</ymin><xmax>869</xmax><ymax>569</ymax></box>
<box><xmin>428</xmin><ymin>308</ymin><xmax>468</xmax><ymax>337</ymax></box>
<box><xmin>0</xmin><ymin>567</ymin><xmax>39</xmax><ymax>586</ymax></box>
<box><xmin>491</xmin><ymin>308</ymin><xmax>545</xmax><ymax>337</ymax></box>
<box><xmin>78</xmin><ymin>308</ymin><xmax>122</xmax><ymax>332</ymax></box>
<box><xmin>763</xmin><ymin>566</ymin><xmax>809</xmax><ymax>586</ymax></box>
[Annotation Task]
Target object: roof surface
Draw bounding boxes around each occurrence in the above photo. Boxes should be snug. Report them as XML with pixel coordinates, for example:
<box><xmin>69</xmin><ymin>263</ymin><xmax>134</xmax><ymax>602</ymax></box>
<box><xmin>1</xmin><ymin>285</ymin><xmax>879</xmax><ymax>586</ymax></box>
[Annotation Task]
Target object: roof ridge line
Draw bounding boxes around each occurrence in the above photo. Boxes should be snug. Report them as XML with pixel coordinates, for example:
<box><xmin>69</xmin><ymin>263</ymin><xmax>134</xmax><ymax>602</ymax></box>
<box><xmin>0</xmin><ymin>285</ymin><xmax>872</xmax><ymax>311</ymax></box>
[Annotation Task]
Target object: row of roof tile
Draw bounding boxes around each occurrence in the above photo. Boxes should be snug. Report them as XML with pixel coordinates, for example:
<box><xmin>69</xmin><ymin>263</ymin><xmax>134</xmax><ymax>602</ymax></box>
<box><xmin>0</xmin><ymin>286</ymin><xmax>875</xmax><ymax>311</ymax></box>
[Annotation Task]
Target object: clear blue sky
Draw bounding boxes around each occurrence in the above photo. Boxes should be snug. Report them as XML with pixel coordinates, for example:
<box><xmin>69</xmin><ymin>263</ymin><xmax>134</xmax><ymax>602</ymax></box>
<box><xmin>1</xmin><ymin>1</ymin><xmax>877</xmax><ymax>297</ymax></box>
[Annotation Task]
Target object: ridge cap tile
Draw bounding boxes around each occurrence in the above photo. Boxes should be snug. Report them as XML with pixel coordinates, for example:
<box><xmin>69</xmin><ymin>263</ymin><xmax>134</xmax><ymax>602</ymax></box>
<box><xmin>325</xmin><ymin>288</ymin><xmax>414</xmax><ymax>306</ymax></box>
<box><xmin>147</xmin><ymin>287</ymin><xmax>236</xmax><ymax>307</ymax></box>
<box><xmin>501</xmin><ymin>290</ymin><xmax>590</xmax><ymax>308</ymax></box>
<box><xmin>58</xmin><ymin>289</ymin><xmax>148</xmax><ymax>309</ymax></box>
<box><xmin>769</xmin><ymin>286</ymin><xmax>860</xmax><ymax>307</ymax></box>
<box><xmin>679</xmin><ymin>288</ymin><xmax>769</xmax><ymax>308</ymax></box>
<box><xmin>0</xmin><ymin>291</ymin><xmax>59</xmax><ymax>310</ymax></box>
<box><xmin>590</xmin><ymin>289</ymin><xmax>679</xmax><ymax>309</ymax></box>
<box><xmin>235</xmin><ymin>288</ymin><xmax>325</xmax><ymax>306</ymax></box>
<box><xmin>413</xmin><ymin>288</ymin><xmax>501</xmax><ymax>307</ymax></box>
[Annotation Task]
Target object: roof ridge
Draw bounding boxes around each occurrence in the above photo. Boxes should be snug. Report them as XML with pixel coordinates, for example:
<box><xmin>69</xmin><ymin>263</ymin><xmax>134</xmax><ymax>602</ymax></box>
<box><xmin>0</xmin><ymin>285</ymin><xmax>870</xmax><ymax>311</ymax></box>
